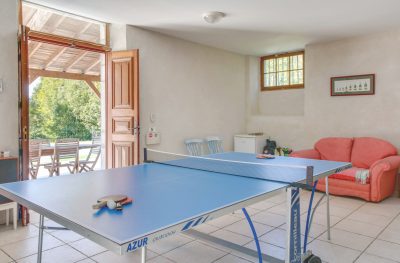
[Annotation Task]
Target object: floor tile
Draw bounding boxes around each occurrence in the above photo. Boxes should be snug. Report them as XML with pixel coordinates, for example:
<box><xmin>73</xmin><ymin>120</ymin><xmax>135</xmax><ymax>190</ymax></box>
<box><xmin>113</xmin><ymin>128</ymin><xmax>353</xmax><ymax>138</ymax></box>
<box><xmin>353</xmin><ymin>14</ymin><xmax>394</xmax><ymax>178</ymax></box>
<box><xmin>16</xmin><ymin>245</ymin><xmax>86</xmax><ymax>263</ymax></box>
<box><xmin>301</xmin><ymin>212</ymin><xmax>342</xmax><ymax>227</ymax></box>
<box><xmin>366</xmin><ymin>239</ymin><xmax>400</xmax><ymax>262</ymax></box>
<box><xmin>149</xmin><ymin>234</ymin><xmax>193</xmax><ymax>254</ymax></box>
<box><xmin>0</xmin><ymin>224</ymin><xmax>39</xmax><ymax>247</ymax></box>
<box><xmin>315</xmin><ymin>204</ymin><xmax>354</xmax><ymax>218</ymax></box>
<box><xmin>259</xmin><ymin>228</ymin><xmax>287</xmax><ymax>248</ymax></box>
<box><xmin>232</xmin><ymin>208</ymin><xmax>260</xmax><ymax>219</ymax></box>
<box><xmin>91</xmin><ymin>249</ymin><xmax>157</xmax><ymax>263</ymax></box>
<box><xmin>355</xmin><ymin>253</ymin><xmax>397</xmax><ymax>263</ymax></box>
<box><xmin>308</xmin><ymin>239</ymin><xmax>361</xmax><ymax>263</ymax></box>
<box><xmin>192</xmin><ymin>223</ymin><xmax>219</xmax><ymax>234</ymax></box>
<box><xmin>207</xmin><ymin>215</ymin><xmax>241</xmax><ymax>228</ymax></box>
<box><xmin>75</xmin><ymin>259</ymin><xmax>96</xmax><ymax>263</ymax></box>
<box><xmin>223</xmin><ymin>220</ymin><xmax>273</xmax><ymax>238</ymax></box>
<box><xmin>69</xmin><ymin>238</ymin><xmax>107</xmax><ymax>257</ymax></box>
<box><xmin>317</xmin><ymin>228</ymin><xmax>374</xmax><ymax>251</ymax></box>
<box><xmin>265</xmin><ymin>193</ymin><xmax>286</xmax><ymax>204</ymax></box>
<box><xmin>280</xmin><ymin>221</ymin><xmax>327</xmax><ymax>238</ymax></box>
<box><xmin>214</xmin><ymin>254</ymin><xmax>252</xmax><ymax>263</ymax></box>
<box><xmin>334</xmin><ymin>218</ymin><xmax>385</xmax><ymax>237</ymax></box>
<box><xmin>249</xmin><ymin>200</ymin><xmax>278</xmax><ymax>211</ymax></box>
<box><xmin>329</xmin><ymin>197</ymin><xmax>366</xmax><ymax>210</ymax></box>
<box><xmin>1</xmin><ymin>233</ymin><xmax>63</xmax><ymax>259</ymax></box>
<box><xmin>378</xmin><ymin>225</ymin><xmax>400</xmax><ymax>244</ymax></box>
<box><xmin>211</xmin><ymin>229</ymin><xmax>252</xmax><ymax>246</ymax></box>
<box><xmin>244</xmin><ymin>241</ymin><xmax>285</xmax><ymax>261</ymax></box>
<box><xmin>0</xmin><ymin>250</ymin><xmax>13</xmax><ymax>263</ymax></box>
<box><xmin>50</xmin><ymin>230</ymin><xmax>84</xmax><ymax>243</ymax></box>
<box><xmin>347</xmin><ymin>211</ymin><xmax>393</xmax><ymax>227</ymax></box>
<box><xmin>147</xmin><ymin>255</ymin><xmax>175</xmax><ymax>263</ymax></box>
<box><xmin>266</xmin><ymin>204</ymin><xmax>287</xmax><ymax>216</ymax></box>
<box><xmin>252</xmin><ymin>211</ymin><xmax>286</xmax><ymax>227</ymax></box>
<box><xmin>357</xmin><ymin>203</ymin><xmax>400</xmax><ymax>218</ymax></box>
<box><xmin>163</xmin><ymin>241</ymin><xmax>226</xmax><ymax>263</ymax></box>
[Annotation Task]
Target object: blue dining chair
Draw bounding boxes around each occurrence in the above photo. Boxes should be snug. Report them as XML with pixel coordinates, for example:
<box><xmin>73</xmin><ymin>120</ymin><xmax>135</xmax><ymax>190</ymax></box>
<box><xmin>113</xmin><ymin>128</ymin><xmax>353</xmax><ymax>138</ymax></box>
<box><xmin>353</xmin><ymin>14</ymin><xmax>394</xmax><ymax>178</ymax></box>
<box><xmin>184</xmin><ymin>139</ymin><xmax>204</xmax><ymax>156</ymax></box>
<box><xmin>206</xmin><ymin>136</ymin><xmax>224</xmax><ymax>154</ymax></box>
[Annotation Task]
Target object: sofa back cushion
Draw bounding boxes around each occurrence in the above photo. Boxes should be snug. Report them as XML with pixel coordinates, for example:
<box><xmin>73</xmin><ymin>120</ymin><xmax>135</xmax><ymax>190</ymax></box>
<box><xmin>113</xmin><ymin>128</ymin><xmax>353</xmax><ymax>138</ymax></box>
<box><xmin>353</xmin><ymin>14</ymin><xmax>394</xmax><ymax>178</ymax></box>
<box><xmin>351</xmin><ymin>137</ymin><xmax>398</xmax><ymax>168</ymax></box>
<box><xmin>314</xmin><ymin>137</ymin><xmax>353</xmax><ymax>162</ymax></box>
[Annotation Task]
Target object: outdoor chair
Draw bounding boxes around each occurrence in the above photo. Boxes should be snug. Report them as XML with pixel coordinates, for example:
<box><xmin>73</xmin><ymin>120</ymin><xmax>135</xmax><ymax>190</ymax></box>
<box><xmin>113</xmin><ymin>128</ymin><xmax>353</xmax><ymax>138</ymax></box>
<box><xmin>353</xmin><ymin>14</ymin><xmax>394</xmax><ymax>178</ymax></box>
<box><xmin>184</xmin><ymin>139</ymin><xmax>203</xmax><ymax>156</ymax></box>
<box><xmin>206</xmin><ymin>136</ymin><xmax>224</xmax><ymax>154</ymax></box>
<box><xmin>78</xmin><ymin>136</ymin><xmax>101</xmax><ymax>172</ymax></box>
<box><xmin>45</xmin><ymin>138</ymin><xmax>79</xmax><ymax>176</ymax></box>
<box><xmin>28</xmin><ymin>140</ymin><xmax>42</xmax><ymax>179</ymax></box>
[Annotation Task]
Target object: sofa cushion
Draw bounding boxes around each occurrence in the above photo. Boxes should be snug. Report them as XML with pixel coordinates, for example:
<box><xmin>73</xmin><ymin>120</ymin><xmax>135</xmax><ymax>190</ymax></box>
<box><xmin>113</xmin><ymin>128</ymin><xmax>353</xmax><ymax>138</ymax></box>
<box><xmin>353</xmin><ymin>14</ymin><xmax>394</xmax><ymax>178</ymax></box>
<box><xmin>351</xmin><ymin>137</ymin><xmax>398</xmax><ymax>169</ymax></box>
<box><xmin>329</xmin><ymin>167</ymin><xmax>370</xmax><ymax>184</ymax></box>
<box><xmin>314</xmin><ymin>137</ymin><xmax>353</xmax><ymax>162</ymax></box>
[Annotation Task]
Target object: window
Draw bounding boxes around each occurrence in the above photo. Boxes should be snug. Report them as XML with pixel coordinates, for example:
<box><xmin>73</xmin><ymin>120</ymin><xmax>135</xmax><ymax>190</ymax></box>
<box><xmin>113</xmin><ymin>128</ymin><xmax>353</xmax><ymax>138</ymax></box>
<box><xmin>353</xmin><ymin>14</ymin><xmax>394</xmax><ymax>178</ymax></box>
<box><xmin>260</xmin><ymin>51</ymin><xmax>304</xmax><ymax>91</ymax></box>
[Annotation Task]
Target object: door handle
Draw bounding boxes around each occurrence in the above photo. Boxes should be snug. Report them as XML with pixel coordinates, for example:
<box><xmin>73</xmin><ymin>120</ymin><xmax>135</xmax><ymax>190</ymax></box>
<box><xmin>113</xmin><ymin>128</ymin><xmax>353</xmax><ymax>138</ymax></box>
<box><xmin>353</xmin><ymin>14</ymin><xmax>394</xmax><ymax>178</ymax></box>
<box><xmin>23</xmin><ymin>126</ymin><xmax>28</xmax><ymax>141</ymax></box>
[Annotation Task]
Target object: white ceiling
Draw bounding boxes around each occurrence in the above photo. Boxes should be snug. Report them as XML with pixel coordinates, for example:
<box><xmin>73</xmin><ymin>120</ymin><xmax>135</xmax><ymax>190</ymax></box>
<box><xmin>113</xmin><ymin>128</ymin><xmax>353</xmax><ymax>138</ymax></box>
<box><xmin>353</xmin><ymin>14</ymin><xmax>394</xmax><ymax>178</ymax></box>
<box><xmin>28</xmin><ymin>0</ymin><xmax>400</xmax><ymax>56</ymax></box>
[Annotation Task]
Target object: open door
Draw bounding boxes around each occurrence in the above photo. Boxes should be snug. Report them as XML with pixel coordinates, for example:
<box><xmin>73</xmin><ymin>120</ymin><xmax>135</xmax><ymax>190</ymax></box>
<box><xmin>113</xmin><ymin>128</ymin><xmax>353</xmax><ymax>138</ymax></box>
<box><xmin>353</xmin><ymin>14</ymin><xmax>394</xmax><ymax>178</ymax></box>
<box><xmin>18</xmin><ymin>25</ymin><xmax>30</xmax><ymax>225</ymax></box>
<box><xmin>106</xmin><ymin>50</ymin><xmax>140</xmax><ymax>168</ymax></box>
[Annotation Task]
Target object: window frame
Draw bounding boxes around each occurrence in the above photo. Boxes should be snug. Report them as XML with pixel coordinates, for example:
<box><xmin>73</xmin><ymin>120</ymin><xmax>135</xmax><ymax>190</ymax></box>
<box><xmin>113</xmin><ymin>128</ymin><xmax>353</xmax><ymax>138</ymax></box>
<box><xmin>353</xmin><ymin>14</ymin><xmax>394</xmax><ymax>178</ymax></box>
<box><xmin>260</xmin><ymin>51</ymin><xmax>305</xmax><ymax>91</ymax></box>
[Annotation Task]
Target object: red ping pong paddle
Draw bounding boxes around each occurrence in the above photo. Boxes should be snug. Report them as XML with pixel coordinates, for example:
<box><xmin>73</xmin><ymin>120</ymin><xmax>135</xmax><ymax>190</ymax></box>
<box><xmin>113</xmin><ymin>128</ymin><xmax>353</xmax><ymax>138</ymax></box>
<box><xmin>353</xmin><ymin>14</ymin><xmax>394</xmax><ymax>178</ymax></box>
<box><xmin>92</xmin><ymin>195</ymin><xmax>128</xmax><ymax>210</ymax></box>
<box><xmin>115</xmin><ymin>197</ymin><xmax>133</xmax><ymax>211</ymax></box>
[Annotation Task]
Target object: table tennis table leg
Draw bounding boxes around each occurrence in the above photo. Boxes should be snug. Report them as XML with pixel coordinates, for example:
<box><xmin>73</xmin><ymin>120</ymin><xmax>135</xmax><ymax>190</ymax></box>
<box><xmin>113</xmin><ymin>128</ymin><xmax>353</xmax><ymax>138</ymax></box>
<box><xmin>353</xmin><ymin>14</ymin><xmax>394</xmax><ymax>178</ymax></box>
<box><xmin>141</xmin><ymin>246</ymin><xmax>147</xmax><ymax>263</ymax></box>
<box><xmin>286</xmin><ymin>187</ymin><xmax>301</xmax><ymax>263</ymax></box>
<box><xmin>37</xmin><ymin>214</ymin><xmax>44</xmax><ymax>263</ymax></box>
<box><xmin>325</xmin><ymin>176</ymin><xmax>331</xmax><ymax>240</ymax></box>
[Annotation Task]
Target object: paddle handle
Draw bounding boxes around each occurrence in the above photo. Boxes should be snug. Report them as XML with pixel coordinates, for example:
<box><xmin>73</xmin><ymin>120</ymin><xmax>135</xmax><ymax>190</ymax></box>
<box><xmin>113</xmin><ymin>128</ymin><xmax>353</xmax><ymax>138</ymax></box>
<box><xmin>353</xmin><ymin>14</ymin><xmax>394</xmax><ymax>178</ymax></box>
<box><xmin>92</xmin><ymin>200</ymin><xmax>107</xmax><ymax>209</ymax></box>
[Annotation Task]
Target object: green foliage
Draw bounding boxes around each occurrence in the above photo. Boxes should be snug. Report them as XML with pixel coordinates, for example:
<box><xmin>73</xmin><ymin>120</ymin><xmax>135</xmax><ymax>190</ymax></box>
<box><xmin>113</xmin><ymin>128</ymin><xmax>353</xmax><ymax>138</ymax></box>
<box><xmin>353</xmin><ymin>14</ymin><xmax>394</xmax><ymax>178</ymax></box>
<box><xmin>29</xmin><ymin>78</ymin><xmax>100</xmax><ymax>141</ymax></box>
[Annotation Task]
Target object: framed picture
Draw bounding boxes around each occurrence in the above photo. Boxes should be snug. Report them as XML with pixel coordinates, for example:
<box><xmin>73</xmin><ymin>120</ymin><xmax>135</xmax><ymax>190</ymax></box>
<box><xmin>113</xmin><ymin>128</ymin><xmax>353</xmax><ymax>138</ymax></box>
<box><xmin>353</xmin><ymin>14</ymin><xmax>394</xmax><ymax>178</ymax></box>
<box><xmin>331</xmin><ymin>74</ymin><xmax>375</xmax><ymax>96</ymax></box>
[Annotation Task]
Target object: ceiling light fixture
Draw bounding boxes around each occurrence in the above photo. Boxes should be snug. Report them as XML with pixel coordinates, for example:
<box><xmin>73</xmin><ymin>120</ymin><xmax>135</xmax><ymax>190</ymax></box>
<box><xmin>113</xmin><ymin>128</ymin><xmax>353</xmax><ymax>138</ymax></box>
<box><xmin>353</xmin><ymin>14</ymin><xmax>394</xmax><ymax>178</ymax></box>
<box><xmin>202</xmin><ymin>11</ymin><xmax>226</xmax><ymax>24</ymax></box>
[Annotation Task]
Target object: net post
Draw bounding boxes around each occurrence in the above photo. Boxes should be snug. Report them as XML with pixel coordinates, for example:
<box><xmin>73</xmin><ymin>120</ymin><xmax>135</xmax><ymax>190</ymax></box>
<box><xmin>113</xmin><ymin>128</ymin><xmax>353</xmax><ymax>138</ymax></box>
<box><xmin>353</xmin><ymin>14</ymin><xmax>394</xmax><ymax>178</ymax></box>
<box><xmin>306</xmin><ymin>166</ymin><xmax>314</xmax><ymax>186</ymax></box>
<box><xmin>144</xmin><ymin>148</ymin><xmax>148</xmax><ymax>163</ymax></box>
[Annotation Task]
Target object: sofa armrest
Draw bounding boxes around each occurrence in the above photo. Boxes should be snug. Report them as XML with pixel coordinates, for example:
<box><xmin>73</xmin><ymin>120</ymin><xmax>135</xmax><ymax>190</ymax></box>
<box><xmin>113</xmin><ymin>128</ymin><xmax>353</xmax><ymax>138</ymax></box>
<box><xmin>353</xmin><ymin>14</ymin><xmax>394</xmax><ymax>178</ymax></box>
<box><xmin>370</xmin><ymin>156</ymin><xmax>400</xmax><ymax>172</ymax></box>
<box><xmin>290</xmin><ymin>149</ymin><xmax>321</xmax><ymax>160</ymax></box>
<box><xmin>369</xmin><ymin>156</ymin><xmax>400</xmax><ymax>202</ymax></box>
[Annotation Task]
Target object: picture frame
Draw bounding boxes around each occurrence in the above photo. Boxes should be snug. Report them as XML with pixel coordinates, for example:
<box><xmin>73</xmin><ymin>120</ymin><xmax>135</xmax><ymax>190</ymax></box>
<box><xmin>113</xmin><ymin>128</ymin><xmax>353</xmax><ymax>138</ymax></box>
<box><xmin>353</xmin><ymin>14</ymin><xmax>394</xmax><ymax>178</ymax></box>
<box><xmin>331</xmin><ymin>74</ymin><xmax>375</xmax><ymax>96</ymax></box>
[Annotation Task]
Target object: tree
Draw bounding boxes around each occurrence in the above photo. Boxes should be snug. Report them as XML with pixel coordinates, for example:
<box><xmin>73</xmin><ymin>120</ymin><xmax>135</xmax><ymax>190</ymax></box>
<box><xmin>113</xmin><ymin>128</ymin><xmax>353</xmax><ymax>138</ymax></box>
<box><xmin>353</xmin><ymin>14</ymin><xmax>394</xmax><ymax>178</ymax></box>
<box><xmin>29</xmin><ymin>77</ymin><xmax>100</xmax><ymax>141</ymax></box>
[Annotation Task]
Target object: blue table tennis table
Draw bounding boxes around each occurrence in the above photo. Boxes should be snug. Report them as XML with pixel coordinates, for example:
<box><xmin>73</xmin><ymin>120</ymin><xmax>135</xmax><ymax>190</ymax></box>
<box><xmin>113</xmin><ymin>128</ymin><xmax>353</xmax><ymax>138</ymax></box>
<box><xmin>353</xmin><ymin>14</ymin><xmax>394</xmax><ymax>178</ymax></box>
<box><xmin>0</xmin><ymin>149</ymin><xmax>351</xmax><ymax>263</ymax></box>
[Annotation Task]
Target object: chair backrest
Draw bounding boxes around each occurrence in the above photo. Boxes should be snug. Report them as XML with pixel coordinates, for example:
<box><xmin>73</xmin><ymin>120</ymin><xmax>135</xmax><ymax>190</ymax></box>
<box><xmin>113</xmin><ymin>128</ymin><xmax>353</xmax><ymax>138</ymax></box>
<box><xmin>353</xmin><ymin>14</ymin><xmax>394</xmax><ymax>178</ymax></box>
<box><xmin>54</xmin><ymin>138</ymin><xmax>79</xmax><ymax>163</ymax></box>
<box><xmin>29</xmin><ymin>140</ymin><xmax>42</xmax><ymax>163</ymax></box>
<box><xmin>206</xmin><ymin>136</ymin><xmax>224</xmax><ymax>154</ymax></box>
<box><xmin>184</xmin><ymin>139</ymin><xmax>203</xmax><ymax>156</ymax></box>
<box><xmin>86</xmin><ymin>136</ymin><xmax>101</xmax><ymax>162</ymax></box>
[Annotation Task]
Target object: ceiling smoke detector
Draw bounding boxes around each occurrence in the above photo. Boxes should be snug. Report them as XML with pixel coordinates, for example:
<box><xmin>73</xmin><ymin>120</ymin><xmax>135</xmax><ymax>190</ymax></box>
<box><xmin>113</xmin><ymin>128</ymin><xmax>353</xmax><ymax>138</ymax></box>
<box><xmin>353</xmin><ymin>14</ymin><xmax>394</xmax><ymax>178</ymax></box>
<box><xmin>202</xmin><ymin>11</ymin><xmax>226</xmax><ymax>24</ymax></box>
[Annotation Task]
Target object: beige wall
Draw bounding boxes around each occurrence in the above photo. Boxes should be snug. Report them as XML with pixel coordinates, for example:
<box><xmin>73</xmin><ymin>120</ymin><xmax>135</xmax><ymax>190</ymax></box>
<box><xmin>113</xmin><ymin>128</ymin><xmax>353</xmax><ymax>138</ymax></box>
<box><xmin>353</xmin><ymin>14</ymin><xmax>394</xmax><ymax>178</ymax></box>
<box><xmin>0</xmin><ymin>0</ymin><xmax>19</xmax><ymax>155</ymax></box>
<box><xmin>125</xmin><ymin>26</ymin><xmax>247</xmax><ymax>154</ymax></box>
<box><xmin>247</xmin><ymin>29</ymin><xmax>400</xmax><ymax>151</ymax></box>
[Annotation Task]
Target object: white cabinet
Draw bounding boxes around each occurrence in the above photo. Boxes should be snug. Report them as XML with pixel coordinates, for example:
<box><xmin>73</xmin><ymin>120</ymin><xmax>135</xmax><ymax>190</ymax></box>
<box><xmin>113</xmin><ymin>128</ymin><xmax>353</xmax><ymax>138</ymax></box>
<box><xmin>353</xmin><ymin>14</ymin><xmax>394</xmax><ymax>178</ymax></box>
<box><xmin>234</xmin><ymin>134</ymin><xmax>267</xmax><ymax>154</ymax></box>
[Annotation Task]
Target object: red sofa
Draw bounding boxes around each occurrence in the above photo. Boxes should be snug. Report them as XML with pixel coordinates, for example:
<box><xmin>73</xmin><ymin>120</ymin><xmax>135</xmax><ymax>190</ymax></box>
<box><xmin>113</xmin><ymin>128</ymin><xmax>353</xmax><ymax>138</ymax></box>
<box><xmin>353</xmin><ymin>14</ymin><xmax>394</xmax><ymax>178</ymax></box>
<box><xmin>290</xmin><ymin>137</ymin><xmax>400</xmax><ymax>202</ymax></box>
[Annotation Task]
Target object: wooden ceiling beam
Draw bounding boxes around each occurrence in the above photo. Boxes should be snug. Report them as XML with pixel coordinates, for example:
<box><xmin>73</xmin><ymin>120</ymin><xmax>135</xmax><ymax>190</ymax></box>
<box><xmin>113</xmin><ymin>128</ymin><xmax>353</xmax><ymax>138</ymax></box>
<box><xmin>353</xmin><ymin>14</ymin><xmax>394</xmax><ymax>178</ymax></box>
<box><xmin>29</xmin><ymin>42</ymin><xmax>42</xmax><ymax>58</ymax></box>
<box><xmin>30</xmin><ymin>69</ymin><xmax>100</xmax><ymax>82</ymax></box>
<box><xmin>29</xmin><ymin>30</ymin><xmax>110</xmax><ymax>53</ymax></box>
<box><xmin>27</xmin><ymin>11</ymin><xmax>53</xmax><ymax>31</ymax></box>
<box><xmin>43</xmin><ymin>46</ymin><xmax>68</xmax><ymax>69</ymax></box>
<box><xmin>84</xmin><ymin>60</ymin><xmax>100</xmax><ymax>74</ymax></box>
<box><xmin>85</xmin><ymin>80</ymin><xmax>100</xmax><ymax>98</ymax></box>
<box><xmin>64</xmin><ymin>50</ymin><xmax>88</xmax><ymax>72</ymax></box>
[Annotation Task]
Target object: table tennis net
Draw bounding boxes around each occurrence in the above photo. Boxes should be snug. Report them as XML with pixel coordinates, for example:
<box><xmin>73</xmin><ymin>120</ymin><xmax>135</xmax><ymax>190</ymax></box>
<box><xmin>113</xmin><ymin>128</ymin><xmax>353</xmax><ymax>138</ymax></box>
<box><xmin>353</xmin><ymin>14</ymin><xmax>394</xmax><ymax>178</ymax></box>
<box><xmin>145</xmin><ymin>149</ymin><xmax>314</xmax><ymax>185</ymax></box>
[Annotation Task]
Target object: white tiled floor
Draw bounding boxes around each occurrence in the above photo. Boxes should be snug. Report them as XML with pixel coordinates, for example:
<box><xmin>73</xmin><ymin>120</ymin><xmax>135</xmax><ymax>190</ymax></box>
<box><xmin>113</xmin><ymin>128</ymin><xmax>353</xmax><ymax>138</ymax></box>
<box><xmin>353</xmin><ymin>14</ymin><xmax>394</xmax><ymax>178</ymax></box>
<box><xmin>1</xmin><ymin>191</ymin><xmax>400</xmax><ymax>262</ymax></box>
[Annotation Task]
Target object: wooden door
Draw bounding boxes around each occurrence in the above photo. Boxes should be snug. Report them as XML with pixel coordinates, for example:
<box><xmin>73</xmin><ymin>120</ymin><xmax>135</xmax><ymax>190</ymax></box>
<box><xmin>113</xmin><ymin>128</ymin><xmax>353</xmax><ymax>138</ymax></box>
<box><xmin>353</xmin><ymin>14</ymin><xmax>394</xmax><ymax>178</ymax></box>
<box><xmin>18</xmin><ymin>25</ymin><xmax>30</xmax><ymax>225</ymax></box>
<box><xmin>106</xmin><ymin>50</ymin><xmax>140</xmax><ymax>168</ymax></box>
